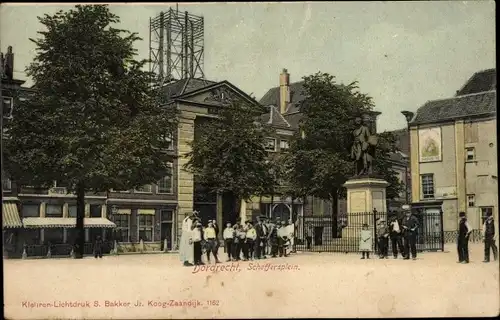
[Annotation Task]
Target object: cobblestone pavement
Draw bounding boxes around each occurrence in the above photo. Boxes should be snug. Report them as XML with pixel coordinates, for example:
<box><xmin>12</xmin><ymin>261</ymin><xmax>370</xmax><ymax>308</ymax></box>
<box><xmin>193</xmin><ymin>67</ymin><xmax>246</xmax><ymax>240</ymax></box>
<box><xmin>4</xmin><ymin>243</ymin><xmax>499</xmax><ymax>319</ymax></box>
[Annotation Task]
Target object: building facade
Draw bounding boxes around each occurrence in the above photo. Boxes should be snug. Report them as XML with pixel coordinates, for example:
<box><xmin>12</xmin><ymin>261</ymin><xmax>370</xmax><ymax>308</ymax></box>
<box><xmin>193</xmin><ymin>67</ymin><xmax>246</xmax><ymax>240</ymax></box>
<box><xmin>409</xmin><ymin>68</ymin><xmax>497</xmax><ymax>241</ymax></box>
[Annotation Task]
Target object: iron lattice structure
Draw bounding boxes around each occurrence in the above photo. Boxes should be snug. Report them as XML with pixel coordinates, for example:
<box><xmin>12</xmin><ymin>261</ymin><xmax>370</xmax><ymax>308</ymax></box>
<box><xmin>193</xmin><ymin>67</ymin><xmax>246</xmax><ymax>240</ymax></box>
<box><xmin>149</xmin><ymin>8</ymin><xmax>205</xmax><ymax>87</ymax></box>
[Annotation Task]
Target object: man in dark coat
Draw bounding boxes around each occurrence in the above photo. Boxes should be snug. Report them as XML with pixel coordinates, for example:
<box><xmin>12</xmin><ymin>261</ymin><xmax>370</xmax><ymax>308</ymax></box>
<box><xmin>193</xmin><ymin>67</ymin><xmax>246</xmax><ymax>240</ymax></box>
<box><xmin>457</xmin><ymin>211</ymin><xmax>472</xmax><ymax>264</ymax></box>
<box><xmin>483</xmin><ymin>211</ymin><xmax>498</xmax><ymax>262</ymax></box>
<box><xmin>389</xmin><ymin>214</ymin><xmax>404</xmax><ymax>259</ymax></box>
<box><xmin>401</xmin><ymin>206</ymin><xmax>419</xmax><ymax>260</ymax></box>
<box><xmin>94</xmin><ymin>235</ymin><xmax>103</xmax><ymax>259</ymax></box>
<box><xmin>254</xmin><ymin>216</ymin><xmax>267</xmax><ymax>259</ymax></box>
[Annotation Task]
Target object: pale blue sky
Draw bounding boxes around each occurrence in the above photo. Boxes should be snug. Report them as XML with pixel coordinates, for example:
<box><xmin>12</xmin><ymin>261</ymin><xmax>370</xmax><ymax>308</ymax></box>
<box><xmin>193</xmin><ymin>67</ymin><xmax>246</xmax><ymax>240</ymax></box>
<box><xmin>0</xmin><ymin>2</ymin><xmax>496</xmax><ymax>131</ymax></box>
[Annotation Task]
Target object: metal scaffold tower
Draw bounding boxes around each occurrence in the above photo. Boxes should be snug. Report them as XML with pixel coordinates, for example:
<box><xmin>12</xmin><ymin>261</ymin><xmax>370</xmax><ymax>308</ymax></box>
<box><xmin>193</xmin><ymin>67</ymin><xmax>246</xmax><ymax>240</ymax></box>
<box><xmin>149</xmin><ymin>7</ymin><xmax>205</xmax><ymax>87</ymax></box>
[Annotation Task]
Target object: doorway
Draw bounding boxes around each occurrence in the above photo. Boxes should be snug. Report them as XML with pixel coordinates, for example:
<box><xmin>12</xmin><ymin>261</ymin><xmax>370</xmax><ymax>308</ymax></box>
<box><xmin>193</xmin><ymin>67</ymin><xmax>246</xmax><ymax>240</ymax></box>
<box><xmin>160</xmin><ymin>209</ymin><xmax>174</xmax><ymax>250</ymax></box>
<box><xmin>314</xmin><ymin>226</ymin><xmax>324</xmax><ymax>246</ymax></box>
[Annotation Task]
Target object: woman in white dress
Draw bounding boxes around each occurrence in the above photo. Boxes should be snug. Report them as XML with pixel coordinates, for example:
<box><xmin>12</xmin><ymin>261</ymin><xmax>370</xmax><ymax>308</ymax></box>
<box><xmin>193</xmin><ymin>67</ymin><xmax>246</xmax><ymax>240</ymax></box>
<box><xmin>179</xmin><ymin>211</ymin><xmax>198</xmax><ymax>266</ymax></box>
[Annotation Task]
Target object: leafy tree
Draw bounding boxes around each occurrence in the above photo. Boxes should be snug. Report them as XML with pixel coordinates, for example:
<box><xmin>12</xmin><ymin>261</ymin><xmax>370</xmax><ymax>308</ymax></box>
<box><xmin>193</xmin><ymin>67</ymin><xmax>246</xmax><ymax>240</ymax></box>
<box><xmin>184</xmin><ymin>102</ymin><xmax>276</xmax><ymax>222</ymax></box>
<box><xmin>4</xmin><ymin>5</ymin><xmax>178</xmax><ymax>258</ymax></box>
<box><xmin>285</xmin><ymin>72</ymin><xmax>403</xmax><ymax>234</ymax></box>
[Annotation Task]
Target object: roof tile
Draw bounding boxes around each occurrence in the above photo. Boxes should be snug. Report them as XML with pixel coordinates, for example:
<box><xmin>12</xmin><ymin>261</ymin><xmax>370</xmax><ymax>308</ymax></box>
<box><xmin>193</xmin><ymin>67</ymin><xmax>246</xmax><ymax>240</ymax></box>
<box><xmin>412</xmin><ymin>90</ymin><xmax>496</xmax><ymax>125</ymax></box>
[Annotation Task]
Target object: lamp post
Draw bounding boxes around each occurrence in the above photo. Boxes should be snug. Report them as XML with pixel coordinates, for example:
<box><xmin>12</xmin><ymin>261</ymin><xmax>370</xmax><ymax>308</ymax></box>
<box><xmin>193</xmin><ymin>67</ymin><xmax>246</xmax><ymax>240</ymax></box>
<box><xmin>401</xmin><ymin>111</ymin><xmax>414</xmax><ymax>204</ymax></box>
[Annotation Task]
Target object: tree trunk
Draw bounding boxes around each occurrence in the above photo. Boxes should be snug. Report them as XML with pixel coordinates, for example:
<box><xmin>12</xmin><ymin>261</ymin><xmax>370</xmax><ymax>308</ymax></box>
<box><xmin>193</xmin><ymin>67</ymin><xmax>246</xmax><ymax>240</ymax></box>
<box><xmin>75</xmin><ymin>182</ymin><xmax>86</xmax><ymax>259</ymax></box>
<box><xmin>331</xmin><ymin>189</ymin><xmax>339</xmax><ymax>238</ymax></box>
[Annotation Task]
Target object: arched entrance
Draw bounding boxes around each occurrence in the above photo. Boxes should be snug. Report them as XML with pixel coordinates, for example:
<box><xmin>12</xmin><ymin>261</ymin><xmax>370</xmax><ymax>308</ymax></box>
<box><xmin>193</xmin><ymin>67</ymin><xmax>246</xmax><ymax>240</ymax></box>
<box><xmin>270</xmin><ymin>203</ymin><xmax>291</xmax><ymax>222</ymax></box>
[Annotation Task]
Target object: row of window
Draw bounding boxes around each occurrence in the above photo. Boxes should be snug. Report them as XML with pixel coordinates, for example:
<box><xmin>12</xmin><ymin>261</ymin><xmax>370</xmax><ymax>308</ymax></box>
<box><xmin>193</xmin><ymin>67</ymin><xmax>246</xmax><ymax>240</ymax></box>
<box><xmin>2</xmin><ymin>168</ymin><xmax>173</xmax><ymax>194</ymax></box>
<box><xmin>264</xmin><ymin>138</ymin><xmax>289</xmax><ymax>152</ymax></box>
<box><xmin>22</xmin><ymin>203</ymin><xmax>104</xmax><ymax>218</ymax></box>
<box><xmin>114</xmin><ymin>210</ymin><xmax>173</xmax><ymax>242</ymax></box>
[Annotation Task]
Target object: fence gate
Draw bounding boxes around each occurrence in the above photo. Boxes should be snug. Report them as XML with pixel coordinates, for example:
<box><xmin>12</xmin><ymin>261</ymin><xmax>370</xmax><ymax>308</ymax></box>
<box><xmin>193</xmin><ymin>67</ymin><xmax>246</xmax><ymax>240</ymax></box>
<box><xmin>294</xmin><ymin>211</ymin><xmax>444</xmax><ymax>253</ymax></box>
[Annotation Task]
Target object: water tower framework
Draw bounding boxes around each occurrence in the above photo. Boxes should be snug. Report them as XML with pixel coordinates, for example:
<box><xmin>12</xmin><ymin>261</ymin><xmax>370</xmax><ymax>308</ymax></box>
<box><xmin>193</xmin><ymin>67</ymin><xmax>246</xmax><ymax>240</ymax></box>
<box><xmin>149</xmin><ymin>8</ymin><xmax>205</xmax><ymax>86</ymax></box>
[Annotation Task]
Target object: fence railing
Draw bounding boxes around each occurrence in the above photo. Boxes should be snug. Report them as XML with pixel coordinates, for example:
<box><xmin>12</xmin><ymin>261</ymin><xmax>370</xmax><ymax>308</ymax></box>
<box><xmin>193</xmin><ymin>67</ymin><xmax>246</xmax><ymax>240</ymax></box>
<box><xmin>22</xmin><ymin>241</ymin><xmax>114</xmax><ymax>258</ymax></box>
<box><xmin>294</xmin><ymin>211</ymin><xmax>444</xmax><ymax>253</ymax></box>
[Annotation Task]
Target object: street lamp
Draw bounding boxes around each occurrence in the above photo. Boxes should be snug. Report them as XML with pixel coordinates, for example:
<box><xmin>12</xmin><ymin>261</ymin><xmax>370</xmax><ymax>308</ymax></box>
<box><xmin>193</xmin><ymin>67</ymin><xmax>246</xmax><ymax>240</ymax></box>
<box><xmin>401</xmin><ymin>111</ymin><xmax>414</xmax><ymax>204</ymax></box>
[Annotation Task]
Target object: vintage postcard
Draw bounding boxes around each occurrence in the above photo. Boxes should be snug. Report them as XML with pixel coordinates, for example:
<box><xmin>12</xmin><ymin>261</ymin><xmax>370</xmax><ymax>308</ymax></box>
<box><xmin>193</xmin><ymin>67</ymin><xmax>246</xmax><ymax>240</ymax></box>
<box><xmin>1</xmin><ymin>1</ymin><xmax>498</xmax><ymax>319</ymax></box>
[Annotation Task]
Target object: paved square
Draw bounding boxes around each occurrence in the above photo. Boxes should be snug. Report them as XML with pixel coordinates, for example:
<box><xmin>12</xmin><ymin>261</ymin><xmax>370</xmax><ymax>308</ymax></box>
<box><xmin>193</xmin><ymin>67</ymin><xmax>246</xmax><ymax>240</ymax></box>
<box><xmin>4</xmin><ymin>243</ymin><xmax>499</xmax><ymax>319</ymax></box>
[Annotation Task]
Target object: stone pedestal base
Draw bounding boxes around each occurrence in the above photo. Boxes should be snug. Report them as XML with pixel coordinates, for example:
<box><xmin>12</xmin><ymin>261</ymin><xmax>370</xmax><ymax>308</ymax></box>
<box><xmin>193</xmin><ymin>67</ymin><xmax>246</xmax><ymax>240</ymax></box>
<box><xmin>343</xmin><ymin>177</ymin><xmax>389</xmax><ymax>214</ymax></box>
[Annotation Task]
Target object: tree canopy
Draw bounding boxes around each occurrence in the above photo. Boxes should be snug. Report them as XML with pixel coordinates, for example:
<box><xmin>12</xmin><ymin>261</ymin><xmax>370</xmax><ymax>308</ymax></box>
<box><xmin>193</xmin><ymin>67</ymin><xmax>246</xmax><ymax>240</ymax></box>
<box><xmin>184</xmin><ymin>102</ymin><xmax>276</xmax><ymax>206</ymax></box>
<box><xmin>5</xmin><ymin>4</ymin><xmax>177</xmax><ymax>192</ymax></box>
<box><xmin>285</xmin><ymin>72</ymin><xmax>403</xmax><ymax>211</ymax></box>
<box><xmin>4</xmin><ymin>5</ymin><xmax>178</xmax><ymax>257</ymax></box>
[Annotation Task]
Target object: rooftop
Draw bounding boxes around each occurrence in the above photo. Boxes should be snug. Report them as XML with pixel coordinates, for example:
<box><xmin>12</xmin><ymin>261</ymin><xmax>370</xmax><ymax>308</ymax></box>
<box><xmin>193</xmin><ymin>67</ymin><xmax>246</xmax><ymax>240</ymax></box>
<box><xmin>411</xmin><ymin>90</ymin><xmax>496</xmax><ymax>125</ymax></box>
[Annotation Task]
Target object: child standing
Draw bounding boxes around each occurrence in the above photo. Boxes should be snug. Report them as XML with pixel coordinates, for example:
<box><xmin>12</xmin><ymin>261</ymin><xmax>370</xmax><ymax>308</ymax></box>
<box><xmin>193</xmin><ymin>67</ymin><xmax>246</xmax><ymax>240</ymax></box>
<box><xmin>359</xmin><ymin>223</ymin><xmax>373</xmax><ymax>259</ymax></box>
<box><xmin>223</xmin><ymin>222</ymin><xmax>234</xmax><ymax>262</ymax></box>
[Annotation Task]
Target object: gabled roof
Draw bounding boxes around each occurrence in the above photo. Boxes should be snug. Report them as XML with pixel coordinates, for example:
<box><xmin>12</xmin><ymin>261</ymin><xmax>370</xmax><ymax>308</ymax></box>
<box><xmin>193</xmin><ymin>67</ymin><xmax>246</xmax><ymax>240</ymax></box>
<box><xmin>161</xmin><ymin>78</ymin><xmax>217</xmax><ymax>101</ymax></box>
<box><xmin>411</xmin><ymin>90</ymin><xmax>496</xmax><ymax>125</ymax></box>
<box><xmin>161</xmin><ymin>78</ymin><xmax>261</xmax><ymax>107</ymax></box>
<box><xmin>259</xmin><ymin>105</ymin><xmax>292</xmax><ymax>129</ymax></box>
<box><xmin>456</xmin><ymin>68</ymin><xmax>496</xmax><ymax>96</ymax></box>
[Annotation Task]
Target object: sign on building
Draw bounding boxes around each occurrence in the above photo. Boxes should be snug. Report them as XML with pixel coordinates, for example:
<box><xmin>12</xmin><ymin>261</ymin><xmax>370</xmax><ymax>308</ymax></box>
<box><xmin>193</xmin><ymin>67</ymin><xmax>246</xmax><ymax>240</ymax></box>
<box><xmin>418</xmin><ymin>127</ymin><xmax>442</xmax><ymax>162</ymax></box>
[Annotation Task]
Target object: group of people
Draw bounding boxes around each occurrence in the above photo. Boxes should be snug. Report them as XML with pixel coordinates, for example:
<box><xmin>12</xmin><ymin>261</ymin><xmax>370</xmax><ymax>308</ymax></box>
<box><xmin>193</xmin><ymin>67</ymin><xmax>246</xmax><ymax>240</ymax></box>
<box><xmin>179</xmin><ymin>211</ymin><xmax>296</xmax><ymax>266</ymax></box>
<box><xmin>456</xmin><ymin>210</ymin><xmax>498</xmax><ymax>264</ymax></box>
<box><xmin>359</xmin><ymin>208</ymin><xmax>419</xmax><ymax>260</ymax></box>
<box><xmin>223</xmin><ymin>215</ymin><xmax>295</xmax><ymax>262</ymax></box>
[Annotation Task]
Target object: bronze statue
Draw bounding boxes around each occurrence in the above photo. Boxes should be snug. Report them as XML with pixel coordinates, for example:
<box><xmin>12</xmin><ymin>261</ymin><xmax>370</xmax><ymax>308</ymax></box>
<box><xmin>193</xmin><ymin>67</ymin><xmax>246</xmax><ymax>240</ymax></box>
<box><xmin>350</xmin><ymin>115</ymin><xmax>378</xmax><ymax>176</ymax></box>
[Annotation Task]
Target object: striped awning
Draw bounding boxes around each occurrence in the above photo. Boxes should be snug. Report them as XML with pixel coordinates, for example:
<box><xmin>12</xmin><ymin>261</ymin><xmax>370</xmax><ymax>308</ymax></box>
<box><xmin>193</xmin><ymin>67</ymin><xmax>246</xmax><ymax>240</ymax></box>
<box><xmin>23</xmin><ymin>217</ymin><xmax>116</xmax><ymax>229</ymax></box>
<box><xmin>2</xmin><ymin>202</ymin><xmax>23</xmax><ymax>228</ymax></box>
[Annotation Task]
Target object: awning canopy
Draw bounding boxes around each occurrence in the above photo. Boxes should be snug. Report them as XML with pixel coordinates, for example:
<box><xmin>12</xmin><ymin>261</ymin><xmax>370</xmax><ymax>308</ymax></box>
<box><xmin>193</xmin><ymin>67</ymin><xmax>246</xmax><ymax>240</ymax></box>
<box><xmin>2</xmin><ymin>202</ymin><xmax>23</xmax><ymax>228</ymax></box>
<box><xmin>138</xmin><ymin>209</ymin><xmax>155</xmax><ymax>215</ymax></box>
<box><xmin>23</xmin><ymin>217</ymin><xmax>116</xmax><ymax>229</ymax></box>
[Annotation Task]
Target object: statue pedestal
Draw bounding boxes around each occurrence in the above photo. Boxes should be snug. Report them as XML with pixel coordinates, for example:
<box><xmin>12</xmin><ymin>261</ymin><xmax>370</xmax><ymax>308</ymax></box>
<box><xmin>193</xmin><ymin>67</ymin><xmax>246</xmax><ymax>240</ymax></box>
<box><xmin>343</xmin><ymin>177</ymin><xmax>389</xmax><ymax>214</ymax></box>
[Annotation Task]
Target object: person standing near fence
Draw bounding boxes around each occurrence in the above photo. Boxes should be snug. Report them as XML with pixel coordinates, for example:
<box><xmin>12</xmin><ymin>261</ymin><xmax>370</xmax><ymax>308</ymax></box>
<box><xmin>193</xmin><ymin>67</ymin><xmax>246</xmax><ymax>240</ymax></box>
<box><xmin>482</xmin><ymin>211</ymin><xmax>498</xmax><ymax>263</ymax></box>
<box><xmin>94</xmin><ymin>235</ymin><xmax>103</xmax><ymax>259</ymax></box>
<box><xmin>389</xmin><ymin>215</ymin><xmax>404</xmax><ymax>259</ymax></box>
<box><xmin>376</xmin><ymin>217</ymin><xmax>389</xmax><ymax>259</ymax></box>
<box><xmin>402</xmin><ymin>207</ymin><xmax>419</xmax><ymax>260</ymax></box>
<box><xmin>457</xmin><ymin>211</ymin><xmax>471</xmax><ymax>264</ymax></box>
<box><xmin>359</xmin><ymin>223</ymin><xmax>373</xmax><ymax>259</ymax></box>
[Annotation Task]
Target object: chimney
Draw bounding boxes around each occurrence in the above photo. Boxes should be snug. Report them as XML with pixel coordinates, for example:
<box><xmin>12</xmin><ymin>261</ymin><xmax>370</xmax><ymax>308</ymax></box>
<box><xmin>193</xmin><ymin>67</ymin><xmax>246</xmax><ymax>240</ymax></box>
<box><xmin>279</xmin><ymin>68</ymin><xmax>290</xmax><ymax>114</ymax></box>
<box><xmin>4</xmin><ymin>46</ymin><xmax>14</xmax><ymax>80</ymax></box>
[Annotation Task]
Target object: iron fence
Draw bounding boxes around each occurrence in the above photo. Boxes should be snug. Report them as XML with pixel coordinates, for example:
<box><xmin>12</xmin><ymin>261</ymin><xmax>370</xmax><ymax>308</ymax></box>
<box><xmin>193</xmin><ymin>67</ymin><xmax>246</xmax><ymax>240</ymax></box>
<box><xmin>22</xmin><ymin>241</ymin><xmax>113</xmax><ymax>258</ymax></box>
<box><xmin>294</xmin><ymin>210</ymin><xmax>444</xmax><ymax>253</ymax></box>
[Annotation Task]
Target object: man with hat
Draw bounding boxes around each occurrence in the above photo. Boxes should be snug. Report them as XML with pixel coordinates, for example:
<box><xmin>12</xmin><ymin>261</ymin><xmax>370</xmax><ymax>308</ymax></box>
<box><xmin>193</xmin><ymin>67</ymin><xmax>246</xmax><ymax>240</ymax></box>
<box><xmin>389</xmin><ymin>214</ymin><xmax>404</xmax><ymax>259</ymax></box>
<box><xmin>376</xmin><ymin>217</ymin><xmax>389</xmax><ymax>259</ymax></box>
<box><xmin>457</xmin><ymin>211</ymin><xmax>472</xmax><ymax>264</ymax></box>
<box><xmin>254</xmin><ymin>216</ymin><xmax>266</xmax><ymax>259</ymax></box>
<box><xmin>179</xmin><ymin>211</ymin><xmax>199</xmax><ymax>266</ymax></box>
<box><xmin>401</xmin><ymin>205</ymin><xmax>419</xmax><ymax>260</ymax></box>
<box><xmin>482</xmin><ymin>210</ymin><xmax>498</xmax><ymax>262</ymax></box>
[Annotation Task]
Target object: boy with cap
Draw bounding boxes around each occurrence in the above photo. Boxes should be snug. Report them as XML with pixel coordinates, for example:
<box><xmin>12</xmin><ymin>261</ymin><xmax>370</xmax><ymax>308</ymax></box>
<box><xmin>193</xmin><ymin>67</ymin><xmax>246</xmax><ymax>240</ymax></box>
<box><xmin>223</xmin><ymin>222</ymin><xmax>234</xmax><ymax>262</ymax></box>
<box><xmin>191</xmin><ymin>220</ymin><xmax>204</xmax><ymax>265</ymax></box>
<box><xmin>277</xmin><ymin>220</ymin><xmax>289</xmax><ymax>257</ymax></box>
<box><xmin>376</xmin><ymin>217</ymin><xmax>389</xmax><ymax>259</ymax></box>
<box><xmin>457</xmin><ymin>211</ymin><xmax>471</xmax><ymax>264</ymax></box>
<box><xmin>204</xmin><ymin>221</ymin><xmax>220</xmax><ymax>264</ymax></box>
<box><xmin>246</xmin><ymin>221</ymin><xmax>257</xmax><ymax>260</ymax></box>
